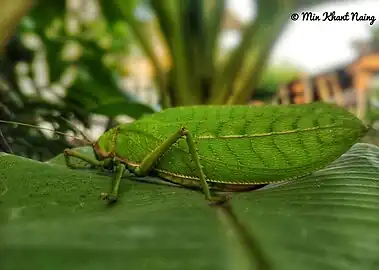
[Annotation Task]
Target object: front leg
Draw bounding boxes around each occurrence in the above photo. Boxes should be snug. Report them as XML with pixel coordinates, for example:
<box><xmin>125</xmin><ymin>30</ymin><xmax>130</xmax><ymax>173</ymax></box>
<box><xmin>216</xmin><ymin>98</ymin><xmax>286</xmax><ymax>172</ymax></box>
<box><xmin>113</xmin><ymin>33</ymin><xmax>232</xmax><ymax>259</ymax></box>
<box><xmin>133</xmin><ymin>127</ymin><xmax>226</xmax><ymax>204</ymax></box>
<box><xmin>64</xmin><ymin>148</ymin><xmax>118</xmax><ymax>203</ymax></box>
<box><xmin>64</xmin><ymin>148</ymin><xmax>105</xmax><ymax>169</ymax></box>
<box><xmin>99</xmin><ymin>162</ymin><xmax>126</xmax><ymax>203</ymax></box>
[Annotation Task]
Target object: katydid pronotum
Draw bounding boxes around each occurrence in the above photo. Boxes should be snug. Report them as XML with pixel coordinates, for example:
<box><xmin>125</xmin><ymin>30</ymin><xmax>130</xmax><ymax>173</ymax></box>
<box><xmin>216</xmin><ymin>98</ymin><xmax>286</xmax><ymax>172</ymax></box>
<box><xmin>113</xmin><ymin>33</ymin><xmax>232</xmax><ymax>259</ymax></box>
<box><xmin>0</xmin><ymin>103</ymin><xmax>369</xmax><ymax>204</ymax></box>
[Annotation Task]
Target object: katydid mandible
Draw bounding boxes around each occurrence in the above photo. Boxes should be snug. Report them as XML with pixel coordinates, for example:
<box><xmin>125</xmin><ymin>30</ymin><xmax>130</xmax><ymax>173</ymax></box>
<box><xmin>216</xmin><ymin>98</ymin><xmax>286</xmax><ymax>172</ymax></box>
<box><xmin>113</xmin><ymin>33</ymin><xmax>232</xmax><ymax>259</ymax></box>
<box><xmin>1</xmin><ymin>103</ymin><xmax>369</xmax><ymax>204</ymax></box>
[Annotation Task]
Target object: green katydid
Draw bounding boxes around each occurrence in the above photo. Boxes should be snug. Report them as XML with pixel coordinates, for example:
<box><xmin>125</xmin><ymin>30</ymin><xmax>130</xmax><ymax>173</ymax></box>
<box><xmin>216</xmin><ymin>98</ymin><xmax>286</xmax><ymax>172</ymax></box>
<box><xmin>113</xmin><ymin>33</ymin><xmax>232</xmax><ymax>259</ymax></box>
<box><xmin>0</xmin><ymin>102</ymin><xmax>369</xmax><ymax>204</ymax></box>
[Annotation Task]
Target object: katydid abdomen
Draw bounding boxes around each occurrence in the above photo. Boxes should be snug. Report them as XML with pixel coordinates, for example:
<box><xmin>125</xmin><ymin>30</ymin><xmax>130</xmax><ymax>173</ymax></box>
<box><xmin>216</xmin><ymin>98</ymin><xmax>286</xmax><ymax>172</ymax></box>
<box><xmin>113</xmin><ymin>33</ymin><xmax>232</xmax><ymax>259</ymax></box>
<box><xmin>94</xmin><ymin>103</ymin><xmax>369</xmax><ymax>191</ymax></box>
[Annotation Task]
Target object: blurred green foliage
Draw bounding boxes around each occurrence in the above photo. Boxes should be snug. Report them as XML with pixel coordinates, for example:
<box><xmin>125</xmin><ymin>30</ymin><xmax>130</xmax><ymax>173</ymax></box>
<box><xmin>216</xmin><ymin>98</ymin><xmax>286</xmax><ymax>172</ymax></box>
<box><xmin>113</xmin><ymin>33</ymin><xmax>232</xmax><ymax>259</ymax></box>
<box><xmin>0</xmin><ymin>0</ymin><xmax>155</xmax><ymax>160</ymax></box>
<box><xmin>108</xmin><ymin>0</ymin><xmax>294</xmax><ymax>107</ymax></box>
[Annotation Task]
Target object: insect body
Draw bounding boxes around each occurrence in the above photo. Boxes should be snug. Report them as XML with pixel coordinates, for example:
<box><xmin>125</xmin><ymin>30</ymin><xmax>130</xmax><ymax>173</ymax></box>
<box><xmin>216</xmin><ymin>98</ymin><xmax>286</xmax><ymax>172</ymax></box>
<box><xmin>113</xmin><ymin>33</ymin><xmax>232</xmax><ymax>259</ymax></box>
<box><xmin>62</xmin><ymin>102</ymin><xmax>369</xmax><ymax>203</ymax></box>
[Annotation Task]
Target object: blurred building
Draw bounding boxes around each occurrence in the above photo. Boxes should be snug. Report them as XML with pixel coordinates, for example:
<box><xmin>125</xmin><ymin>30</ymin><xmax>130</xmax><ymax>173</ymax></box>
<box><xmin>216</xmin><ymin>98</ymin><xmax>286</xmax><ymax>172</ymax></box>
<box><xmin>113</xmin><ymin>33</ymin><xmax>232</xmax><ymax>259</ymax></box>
<box><xmin>274</xmin><ymin>37</ymin><xmax>379</xmax><ymax>120</ymax></box>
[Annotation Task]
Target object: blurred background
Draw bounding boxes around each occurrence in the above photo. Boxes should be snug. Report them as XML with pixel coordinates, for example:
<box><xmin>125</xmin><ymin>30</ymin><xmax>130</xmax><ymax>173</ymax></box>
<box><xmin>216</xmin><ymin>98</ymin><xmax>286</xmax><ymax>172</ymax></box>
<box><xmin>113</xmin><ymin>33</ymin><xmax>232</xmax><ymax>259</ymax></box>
<box><xmin>1</xmin><ymin>0</ymin><xmax>379</xmax><ymax>161</ymax></box>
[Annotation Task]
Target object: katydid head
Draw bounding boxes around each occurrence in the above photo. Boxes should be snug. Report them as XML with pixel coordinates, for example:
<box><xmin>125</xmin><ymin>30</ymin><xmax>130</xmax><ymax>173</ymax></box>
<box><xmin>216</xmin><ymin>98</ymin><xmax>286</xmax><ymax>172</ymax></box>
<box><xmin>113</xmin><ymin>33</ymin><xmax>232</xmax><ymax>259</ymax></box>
<box><xmin>59</xmin><ymin>116</ymin><xmax>101</xmax><ymax>158</ymax></box>
<box><xmin>92</xmin><ymin>127</ymin><xmax>119</xmax><ymax>160</ymax></box>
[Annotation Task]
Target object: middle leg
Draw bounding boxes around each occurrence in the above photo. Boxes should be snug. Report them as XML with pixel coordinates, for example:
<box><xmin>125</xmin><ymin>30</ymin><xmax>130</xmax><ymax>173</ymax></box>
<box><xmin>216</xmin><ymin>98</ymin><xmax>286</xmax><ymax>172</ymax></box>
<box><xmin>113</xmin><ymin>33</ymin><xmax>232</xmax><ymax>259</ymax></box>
<box><xmin>133</xmin><ymin>127</ymin><xmax>225</xmax><ymax>203</ymax></box>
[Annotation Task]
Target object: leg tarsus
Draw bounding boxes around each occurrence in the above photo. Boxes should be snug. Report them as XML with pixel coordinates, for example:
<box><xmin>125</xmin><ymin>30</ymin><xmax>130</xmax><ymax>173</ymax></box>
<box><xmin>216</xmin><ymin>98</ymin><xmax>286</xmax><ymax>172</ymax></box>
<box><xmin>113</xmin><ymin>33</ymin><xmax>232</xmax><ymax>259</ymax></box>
<box><xmin>64</xmin><ymin>148</ymin><xmax>124</xmax><ymax>203</ymax></box>
<box><xmin>99</xmin><ymin>192</ymin><xmax>118</xmax><ymax>204</ymax></box>
<box><xmin>208</xmin><ymin>194</ymin><xmax>231</xmax><ymax>207</ymax></box>
<box><xmin>99</xmin><ymin>163</ymin><xmax>126</xmax><ymax>204</ymax></box>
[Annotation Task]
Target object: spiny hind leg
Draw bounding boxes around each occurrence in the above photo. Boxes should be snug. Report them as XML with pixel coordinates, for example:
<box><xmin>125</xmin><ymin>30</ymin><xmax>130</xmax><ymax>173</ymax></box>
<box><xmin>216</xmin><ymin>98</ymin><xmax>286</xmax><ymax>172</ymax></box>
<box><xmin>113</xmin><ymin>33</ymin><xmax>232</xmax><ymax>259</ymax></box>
<box><xmin>133</xmin><ymin>127</ymin><xmax>228</xmax><ymax>204</ymax></box>
<box><xmin>180</xmin><ymin>128</ymin><xmax>229</xmax><ymax>205</ymax></box>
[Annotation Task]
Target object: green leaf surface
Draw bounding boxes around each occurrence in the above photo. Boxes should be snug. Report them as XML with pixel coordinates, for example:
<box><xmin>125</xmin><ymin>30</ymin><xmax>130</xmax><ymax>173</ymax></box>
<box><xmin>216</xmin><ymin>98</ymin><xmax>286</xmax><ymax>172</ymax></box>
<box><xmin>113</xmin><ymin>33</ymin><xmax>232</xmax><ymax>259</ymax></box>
<box><xmin>233</xmin><ymin>143</ymin><xmax>379</xmax><ymax>270</ymax></box>
<box><xmin>1</xmin><ymin>143</ymin><xmax>379</xmax><ymax>270</ymax></box>
<box><xmin>0</xmin><ymin>152</ymin><xmax>227</xmax><ymax>270</ymax></box>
